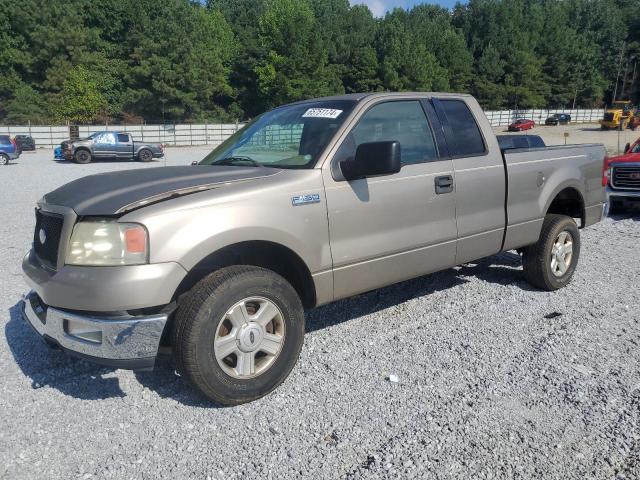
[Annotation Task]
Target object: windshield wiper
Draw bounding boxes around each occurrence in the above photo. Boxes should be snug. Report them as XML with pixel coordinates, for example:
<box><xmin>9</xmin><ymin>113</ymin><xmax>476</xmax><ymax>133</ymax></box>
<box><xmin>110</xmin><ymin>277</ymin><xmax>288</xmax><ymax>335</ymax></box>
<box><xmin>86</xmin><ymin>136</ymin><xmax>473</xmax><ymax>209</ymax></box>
<box><xmin>212</xmin><ymin>156</ymin><xmax>262</xmax><ymax>167</ymax></box>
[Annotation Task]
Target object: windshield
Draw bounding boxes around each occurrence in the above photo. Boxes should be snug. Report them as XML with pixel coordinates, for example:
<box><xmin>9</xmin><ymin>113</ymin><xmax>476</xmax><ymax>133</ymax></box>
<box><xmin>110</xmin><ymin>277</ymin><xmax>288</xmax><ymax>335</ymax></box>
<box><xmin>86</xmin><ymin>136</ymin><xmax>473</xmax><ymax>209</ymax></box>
<box><xmin>200</xmin><ymin>100</ymin><xmax>356</xmax><ymax>169</ymax></box>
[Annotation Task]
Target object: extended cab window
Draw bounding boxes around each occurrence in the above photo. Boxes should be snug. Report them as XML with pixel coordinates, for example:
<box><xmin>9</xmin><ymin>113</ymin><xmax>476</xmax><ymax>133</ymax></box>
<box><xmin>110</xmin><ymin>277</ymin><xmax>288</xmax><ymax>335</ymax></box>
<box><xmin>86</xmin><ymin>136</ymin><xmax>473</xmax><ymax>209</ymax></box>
<box><xmin>439</xmin><ymin>100</ymin><xmax>485</xmax><ymax>156</ymax></box>
<box><xmin>337</xmin><ymin>101</ymin><xmax>437</xmax><ymax>166</ymax></box>
<box><xmin>117</xmin><ymin>133</ymin><xmax>130</xmax><ymax>142</ymax></box>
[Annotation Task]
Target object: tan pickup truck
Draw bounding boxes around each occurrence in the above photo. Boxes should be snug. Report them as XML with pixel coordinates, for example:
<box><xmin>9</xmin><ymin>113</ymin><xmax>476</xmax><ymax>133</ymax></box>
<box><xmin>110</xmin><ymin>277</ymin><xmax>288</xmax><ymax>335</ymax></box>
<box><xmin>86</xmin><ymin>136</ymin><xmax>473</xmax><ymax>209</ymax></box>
<box><xmin>22</xmin><ymin>92</ymin><xmax>606</xmax><ymax>404</ymax></box>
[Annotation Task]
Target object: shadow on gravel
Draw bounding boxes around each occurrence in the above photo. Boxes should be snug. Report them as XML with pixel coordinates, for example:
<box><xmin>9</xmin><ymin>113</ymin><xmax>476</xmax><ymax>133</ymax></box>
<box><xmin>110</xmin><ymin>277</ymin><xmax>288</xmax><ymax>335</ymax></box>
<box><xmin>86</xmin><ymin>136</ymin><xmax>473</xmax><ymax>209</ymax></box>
<box><xmin>609</xmin><ymin>210</ymin><xmax>640</xmax><ymax>221</ymax></box>
<box><xmin>5</xmin><ymin>302</ymin><xmax>124</xmax><ymax>400</ymax></box>
<box><xmin>306</xmin><ymin>251</ymin><xmax>532</xmax><ymax>332</ymax></box>
<box><xmin>6</xmin><ymin>251</ymin><xmax>531</xmax><ymax>406</ymax></box>
<box><xmin>5</xmin><ymin>302</ymin><xmax>217</xmax><ymax>407</ymax></box>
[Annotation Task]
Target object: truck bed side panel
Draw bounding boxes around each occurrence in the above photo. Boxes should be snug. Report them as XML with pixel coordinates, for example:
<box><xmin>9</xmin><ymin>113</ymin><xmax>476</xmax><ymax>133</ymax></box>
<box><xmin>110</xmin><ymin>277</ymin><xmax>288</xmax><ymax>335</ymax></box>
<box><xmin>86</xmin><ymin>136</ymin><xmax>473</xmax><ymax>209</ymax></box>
<box><xmin>502</xmin><ymin>144</ymin><xmax>605</xmax><ymax>251</ymax></box>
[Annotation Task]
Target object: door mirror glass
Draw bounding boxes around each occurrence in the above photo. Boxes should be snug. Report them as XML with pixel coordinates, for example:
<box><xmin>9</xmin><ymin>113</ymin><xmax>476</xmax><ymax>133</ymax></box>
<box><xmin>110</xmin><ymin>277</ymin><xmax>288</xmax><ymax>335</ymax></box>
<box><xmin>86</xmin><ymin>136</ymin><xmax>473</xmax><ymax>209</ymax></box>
<box><xmin>340</xmin><ymin>141</ymin><xmax>401</xmax><ymax>180</ymax></box>
<box><xmin>625</xmin><ymin>142</ymin><xmax>631</xmax><ymax>153</ymax></box>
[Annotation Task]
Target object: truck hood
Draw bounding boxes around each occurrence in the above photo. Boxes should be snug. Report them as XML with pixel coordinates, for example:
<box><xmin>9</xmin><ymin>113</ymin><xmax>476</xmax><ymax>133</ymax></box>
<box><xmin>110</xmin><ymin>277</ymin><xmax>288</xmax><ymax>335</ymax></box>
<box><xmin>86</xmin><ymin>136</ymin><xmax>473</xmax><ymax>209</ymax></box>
<box><xmin>608</xmin><ymin>153</ymin><xmax>640</xmax><ymax>164</ymax></box>
<box><xmin>42</xmin><ymin>165</ymin><xmax>280</xmax><ymax>216</ymax></box>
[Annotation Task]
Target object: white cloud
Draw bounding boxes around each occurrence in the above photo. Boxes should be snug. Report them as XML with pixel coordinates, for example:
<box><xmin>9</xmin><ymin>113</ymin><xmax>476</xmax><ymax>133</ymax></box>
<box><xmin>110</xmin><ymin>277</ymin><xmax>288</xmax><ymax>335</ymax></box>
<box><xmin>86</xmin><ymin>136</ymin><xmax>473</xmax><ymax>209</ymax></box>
<box><xmin>349</xmin><ymin>0</ymin><xmax>408</xmax><ymax>17</ymax></box>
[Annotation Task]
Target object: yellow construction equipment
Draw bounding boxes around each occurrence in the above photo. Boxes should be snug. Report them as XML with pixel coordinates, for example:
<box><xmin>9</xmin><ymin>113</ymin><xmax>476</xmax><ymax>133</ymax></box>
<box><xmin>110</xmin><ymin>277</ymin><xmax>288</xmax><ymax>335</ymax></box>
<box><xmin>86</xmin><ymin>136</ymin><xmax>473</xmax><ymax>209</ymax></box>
<box><xmin>600</xmin><ymin>100</ymin><xmax>636</xmax><ymax>130</ymax></box>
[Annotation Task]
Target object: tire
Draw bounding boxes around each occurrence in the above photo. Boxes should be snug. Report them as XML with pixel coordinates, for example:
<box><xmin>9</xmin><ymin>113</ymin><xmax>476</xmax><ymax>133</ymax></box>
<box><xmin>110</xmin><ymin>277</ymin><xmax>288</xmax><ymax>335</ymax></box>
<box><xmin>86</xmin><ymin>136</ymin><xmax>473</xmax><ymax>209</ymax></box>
<box><xmin>138</xmin><ymin>149</ymin><xmax>153</xmax><ymax>162</ymax></box>
<box><xmin>172</xmin><ymin>265</ymin><xmax>305</xmax><ymax>405</ymax></box>
<box><xmin>74</xmin><ymin>149</ymin><xmax>92</xmax><ymax>164</ymax></box>
<box><xmin>1</xmin><ymin>153</ymin><xmax>9</xmax><ymax>165</ymax></box>
<box><xmin>522</xmin><ymin>214</ymin><xmax>580</xmax><ymax>291</ymax></box>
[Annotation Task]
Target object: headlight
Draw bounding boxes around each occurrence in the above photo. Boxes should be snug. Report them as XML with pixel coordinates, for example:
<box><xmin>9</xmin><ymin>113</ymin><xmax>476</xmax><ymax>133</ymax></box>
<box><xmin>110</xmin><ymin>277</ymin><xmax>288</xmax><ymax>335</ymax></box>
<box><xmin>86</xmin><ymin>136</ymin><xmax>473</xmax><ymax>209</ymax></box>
<box><xmin>66</xmin><ymin>221</ymin><xmax>148</xmax><ymax>266</ymax></box>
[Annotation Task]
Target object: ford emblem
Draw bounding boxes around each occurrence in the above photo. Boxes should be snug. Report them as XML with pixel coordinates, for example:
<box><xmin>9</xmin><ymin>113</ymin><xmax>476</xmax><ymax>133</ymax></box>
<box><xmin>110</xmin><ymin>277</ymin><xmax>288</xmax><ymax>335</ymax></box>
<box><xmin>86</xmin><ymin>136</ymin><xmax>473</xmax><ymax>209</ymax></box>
<box><xmin>38</xmin><ymin>228</ymin><xmax>46</xmax><ymax>244</ymax></box>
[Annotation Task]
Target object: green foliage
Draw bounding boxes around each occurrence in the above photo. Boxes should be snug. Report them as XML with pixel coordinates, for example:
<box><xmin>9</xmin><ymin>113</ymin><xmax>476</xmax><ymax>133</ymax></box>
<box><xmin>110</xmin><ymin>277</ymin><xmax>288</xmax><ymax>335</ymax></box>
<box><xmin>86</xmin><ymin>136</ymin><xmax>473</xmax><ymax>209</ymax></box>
<box><xmin>254</xmin><ymin>0</ymin><xmax>341</xmax><ymax>109</ymax></box>
<box><xmin>0</xmin><ymin>0</ymin><xmax>638</xmax><ymax>123</ymax></box>
<box><xmin>51</xmin><ymin>66</ymin><xmax>109</xmax><ymax>123</ymax></box>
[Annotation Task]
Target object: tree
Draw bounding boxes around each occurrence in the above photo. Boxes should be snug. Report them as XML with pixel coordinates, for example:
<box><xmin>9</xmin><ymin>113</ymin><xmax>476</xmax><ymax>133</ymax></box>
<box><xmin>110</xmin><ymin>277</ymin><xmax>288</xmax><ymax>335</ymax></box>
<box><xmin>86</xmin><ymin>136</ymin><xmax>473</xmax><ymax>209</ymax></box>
<box><xmin>51</xmin><ymin>66</ymin><xmax>109</xmax><ymax>123</ymax></box>
<box><xmin>376</xmin><ymin>9</ymin><xmax>449</xmax><ymax>92</ymax></box>
<box><xmin>0</xmin><ymin>0</ymin><xmax>638</xmax><ymax>122</ymax></box>
<box><xmin>254</xmin><ymin>0</ymin><xmax>342</xmax><ymax>109</ymax></box>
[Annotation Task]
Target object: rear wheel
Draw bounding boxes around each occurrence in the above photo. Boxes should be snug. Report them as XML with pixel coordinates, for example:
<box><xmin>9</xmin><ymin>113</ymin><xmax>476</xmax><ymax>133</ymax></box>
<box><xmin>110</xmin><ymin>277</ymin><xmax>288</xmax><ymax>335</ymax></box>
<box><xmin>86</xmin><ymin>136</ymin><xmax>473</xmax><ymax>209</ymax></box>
<box><xmin>74</xmin><ymin>149</ymin><xmax>92</xmax><ymax>164</ymax></box>
<box><xmin>522</xmin><ymin>214</ymin><xmax>580</xmax><ymax>291</ymax></box>
<box><xmin>1</xmin><ymin>153</ymin><xmax>9</xmax><ymax>165</ymax></box>
<box><xmin>173</xmin><ymin>265</ymin><xmax>305</xmax><ymax>405</ymax></box>
<box><xmin>138</xmin><ymin>149</ymin><xmax>153</xmax><ymax>162</ymax></box>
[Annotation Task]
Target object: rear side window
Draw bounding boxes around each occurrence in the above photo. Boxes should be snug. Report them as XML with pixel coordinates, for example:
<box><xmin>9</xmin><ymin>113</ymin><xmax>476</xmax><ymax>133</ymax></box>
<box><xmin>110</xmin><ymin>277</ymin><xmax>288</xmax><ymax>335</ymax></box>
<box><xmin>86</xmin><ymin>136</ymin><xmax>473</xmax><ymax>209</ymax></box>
<box><xmin>0</xmin><ymin>135</ymin><xmax>11</xmax><ymax>145</ymax></box>
<box><xmin>528</xmin><ymin>136</ymin><xmax>545</xmax><ymax>148</ymax></box>
<box><xmin>439</xmin><ymin>100</ymin><xmax>486</xmax><ymax>156</ymax></box>
<box><xmin>117</xmin><ymin>133</ymin><xmax>130</xmax><ymax>142</ymax></box>
<box><xmin>337</xmin><ymin>101</ymin><xmax>438</xmax><ymax>166</ymax></box>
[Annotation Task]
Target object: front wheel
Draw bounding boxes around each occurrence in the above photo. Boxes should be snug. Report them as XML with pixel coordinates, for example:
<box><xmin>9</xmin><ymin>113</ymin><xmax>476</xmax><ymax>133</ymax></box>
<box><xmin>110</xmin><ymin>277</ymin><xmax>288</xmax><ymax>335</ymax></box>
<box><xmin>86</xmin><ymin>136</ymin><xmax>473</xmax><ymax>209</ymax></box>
<box><xmin>74</xmin><ymin>149</ymin><xmax>92</xmax><ymax>164</ymax></box>
<box><xmin>172</xmin><ymin>265</ymin><xmax>305</xmax><ymax>405</ymax></box>
<box><xmin>1</xmin><ymin>154</ymin><xmax>9</xmax><ymax>165</ymax></box>
<box><xmin>522</xmin><ymin>214</ymin><xmax>580</xmax><ymax>291</ymax></box>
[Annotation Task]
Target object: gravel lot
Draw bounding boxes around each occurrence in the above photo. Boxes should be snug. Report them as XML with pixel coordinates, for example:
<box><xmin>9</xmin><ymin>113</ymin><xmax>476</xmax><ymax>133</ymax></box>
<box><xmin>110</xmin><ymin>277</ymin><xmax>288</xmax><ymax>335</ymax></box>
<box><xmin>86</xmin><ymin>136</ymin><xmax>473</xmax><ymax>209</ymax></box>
<box><xmin>1</xmin><ymin>135</ymin><xmax>639</xmax><ymax>479</ymax></box>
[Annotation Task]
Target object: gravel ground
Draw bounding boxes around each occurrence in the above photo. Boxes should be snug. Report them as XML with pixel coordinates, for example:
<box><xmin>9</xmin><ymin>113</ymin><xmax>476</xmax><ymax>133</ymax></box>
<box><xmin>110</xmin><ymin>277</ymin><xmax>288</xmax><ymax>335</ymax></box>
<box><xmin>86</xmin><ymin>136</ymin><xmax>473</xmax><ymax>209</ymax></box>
<box><xmin>1</xmin><ymin>143</ymin><xmax>639</xmax><ymax>479</ymax></box>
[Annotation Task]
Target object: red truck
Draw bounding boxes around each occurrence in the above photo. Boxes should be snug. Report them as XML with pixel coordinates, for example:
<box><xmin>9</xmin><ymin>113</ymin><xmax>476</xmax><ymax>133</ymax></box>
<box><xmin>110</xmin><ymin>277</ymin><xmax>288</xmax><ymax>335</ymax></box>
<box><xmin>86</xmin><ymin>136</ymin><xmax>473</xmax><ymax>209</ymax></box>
<box><xmin>604</xmin><ymin>137</ymin><xmax>640</xmax><ymax>212</ymax></box>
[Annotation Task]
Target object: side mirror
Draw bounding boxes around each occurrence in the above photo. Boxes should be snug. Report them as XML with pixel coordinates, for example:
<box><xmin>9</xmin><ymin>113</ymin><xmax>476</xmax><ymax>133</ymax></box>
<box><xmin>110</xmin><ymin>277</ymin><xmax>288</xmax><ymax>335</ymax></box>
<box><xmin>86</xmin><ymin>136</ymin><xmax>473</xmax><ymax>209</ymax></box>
<box><xmin>624</xmin><ymin>142</ymin><xmax>631</xmax><ymax>153</ymax></box>
<box><xmin>340</xmin><ymin>141</ymin><xmax>401</xmax><ymax>181</ymax></box>
<box><xmin>191</xmin><ymin>160</ymin><xmax>199</xmax><ymax>165</ymax></box>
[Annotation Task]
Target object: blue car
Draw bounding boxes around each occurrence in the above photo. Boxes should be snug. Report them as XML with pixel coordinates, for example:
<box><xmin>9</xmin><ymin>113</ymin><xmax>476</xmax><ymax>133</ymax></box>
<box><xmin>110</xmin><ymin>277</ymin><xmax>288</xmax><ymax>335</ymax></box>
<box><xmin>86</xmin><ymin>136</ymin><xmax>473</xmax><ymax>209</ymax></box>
<box><xmin>0</xmin><ymin>135</ymin><xmax>19</xmax><ymax>165</ymax></box>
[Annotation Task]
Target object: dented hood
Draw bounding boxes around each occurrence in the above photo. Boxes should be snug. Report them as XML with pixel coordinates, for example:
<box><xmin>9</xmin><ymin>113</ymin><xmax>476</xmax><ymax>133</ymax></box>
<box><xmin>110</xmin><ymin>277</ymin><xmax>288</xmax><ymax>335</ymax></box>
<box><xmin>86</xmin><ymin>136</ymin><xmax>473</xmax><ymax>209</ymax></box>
<box><xmin>42</xmin><ymin>165</ymin><xmax>279</xmax><ymax>216</ymax></box>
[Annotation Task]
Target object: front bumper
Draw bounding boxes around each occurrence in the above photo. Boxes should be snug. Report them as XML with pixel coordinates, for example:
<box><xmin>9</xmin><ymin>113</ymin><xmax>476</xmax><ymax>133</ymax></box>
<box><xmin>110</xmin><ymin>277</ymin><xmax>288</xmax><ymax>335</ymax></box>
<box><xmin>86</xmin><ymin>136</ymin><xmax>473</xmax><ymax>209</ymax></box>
<box><xmin>607</xmin><ymin>186</ymin><xmax>640</xmax><ymax>202</ymax></box>
<box><xmin>22</xmin><ymin>291</ymin><xmax>169</xmax><ymax>369</ymax></box>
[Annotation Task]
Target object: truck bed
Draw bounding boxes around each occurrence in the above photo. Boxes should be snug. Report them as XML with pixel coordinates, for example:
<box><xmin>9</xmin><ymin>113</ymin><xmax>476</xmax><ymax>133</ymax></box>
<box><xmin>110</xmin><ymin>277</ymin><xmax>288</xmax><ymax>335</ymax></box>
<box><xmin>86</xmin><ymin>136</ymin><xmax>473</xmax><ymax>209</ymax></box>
<box><xmin>501</xmin><ymin>143</ymin><xmax>606</xmax><ymax>251</ymax></box>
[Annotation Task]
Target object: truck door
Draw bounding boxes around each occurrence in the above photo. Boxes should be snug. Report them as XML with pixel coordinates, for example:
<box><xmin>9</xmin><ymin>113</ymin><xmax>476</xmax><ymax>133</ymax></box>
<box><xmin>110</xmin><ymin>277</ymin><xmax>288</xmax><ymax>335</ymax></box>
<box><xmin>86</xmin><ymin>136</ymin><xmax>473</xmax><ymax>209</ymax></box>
<box><xmin>116</xmin><ymin>133</ymin><xmax>133</xmax><ymax>159</ymax></box>
<box><xmin>431</xmin><ymin>97</ymin><xmax>506</xmax><ymax>264</ymax></box>
<box><xmin>93</xmin><ymin>132</ymin><xmax>117</xmax><ymax>158</ymax></box>
<box><xmin>323</xmin><ymin>98</ymin><xmax>457</xmax><ymax>300</ymax></box>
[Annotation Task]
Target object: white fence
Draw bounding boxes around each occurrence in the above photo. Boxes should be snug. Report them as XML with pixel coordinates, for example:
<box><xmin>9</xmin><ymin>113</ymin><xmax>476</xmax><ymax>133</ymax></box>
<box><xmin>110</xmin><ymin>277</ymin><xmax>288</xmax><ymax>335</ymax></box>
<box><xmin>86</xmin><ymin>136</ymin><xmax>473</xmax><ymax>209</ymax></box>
<box><xmin>0</xmin><ymin>123</ymin><xmax>245</xmax><ymax>149</ymax></box>
<box><xmin>484</xmin><ymin>108</ymin><xmax>604</xmax><ymax>126</ymax></box>
<box><xmin>0</xmin><ymin>108</ymin><xmax>606</xmax><ymax>148</ymax></box>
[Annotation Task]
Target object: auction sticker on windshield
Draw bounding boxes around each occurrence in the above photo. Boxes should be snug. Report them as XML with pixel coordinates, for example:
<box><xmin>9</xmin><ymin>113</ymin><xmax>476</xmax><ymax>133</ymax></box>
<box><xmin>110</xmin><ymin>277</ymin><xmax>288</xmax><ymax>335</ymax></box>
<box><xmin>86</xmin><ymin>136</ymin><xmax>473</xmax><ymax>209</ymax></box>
<box><xmin>302</xmin><ymin>108</ymin><xmax>343</xmax><ymax>119</ymax></box>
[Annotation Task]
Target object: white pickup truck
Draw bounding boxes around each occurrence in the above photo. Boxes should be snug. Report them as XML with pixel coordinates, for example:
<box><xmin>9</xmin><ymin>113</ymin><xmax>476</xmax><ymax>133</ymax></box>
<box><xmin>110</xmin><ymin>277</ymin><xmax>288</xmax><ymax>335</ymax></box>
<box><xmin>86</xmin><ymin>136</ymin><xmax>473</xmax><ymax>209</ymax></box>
<box><xmin>22</xmin><ymin>92</ymin><xmax>606</xmax><ymax>404</ymax></box>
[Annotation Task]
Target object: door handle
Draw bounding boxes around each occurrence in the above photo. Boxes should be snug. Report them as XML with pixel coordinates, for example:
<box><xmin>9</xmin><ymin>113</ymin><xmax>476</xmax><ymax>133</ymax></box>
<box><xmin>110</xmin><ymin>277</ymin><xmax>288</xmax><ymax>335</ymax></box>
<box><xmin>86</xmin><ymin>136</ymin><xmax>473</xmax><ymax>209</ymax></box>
<box><xmin>435</xmin><ymin>175</ymin><xmax>454</xmax><ymax>194</ymax></box>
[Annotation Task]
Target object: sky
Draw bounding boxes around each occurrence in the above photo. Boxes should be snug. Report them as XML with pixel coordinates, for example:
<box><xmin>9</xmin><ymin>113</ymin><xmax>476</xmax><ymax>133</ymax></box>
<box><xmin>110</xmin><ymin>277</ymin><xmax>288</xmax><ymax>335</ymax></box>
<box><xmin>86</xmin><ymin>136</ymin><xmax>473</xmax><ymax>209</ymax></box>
<box><xmin>349</xmin><ymin>0</ymin><xmax>461</xmax><ymax>16</ymax></box>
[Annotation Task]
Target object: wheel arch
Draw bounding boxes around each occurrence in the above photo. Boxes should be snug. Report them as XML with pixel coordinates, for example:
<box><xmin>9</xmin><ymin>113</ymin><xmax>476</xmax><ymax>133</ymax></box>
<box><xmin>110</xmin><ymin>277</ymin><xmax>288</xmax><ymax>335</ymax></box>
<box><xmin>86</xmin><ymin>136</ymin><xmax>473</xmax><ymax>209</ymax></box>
<box><xmin>545</xmin><ymin>185</ymin><xmax>586</xmax><ymax>227</ymax></box>
<box><xmin>134</xmin><ymin>145</ymin><xmax>152</xmax><ymax>156</ymax></box>
<box><xmin>172</xmin><ymin>240</ymin><xmax>317</xmax><ymax>310</ymax></box>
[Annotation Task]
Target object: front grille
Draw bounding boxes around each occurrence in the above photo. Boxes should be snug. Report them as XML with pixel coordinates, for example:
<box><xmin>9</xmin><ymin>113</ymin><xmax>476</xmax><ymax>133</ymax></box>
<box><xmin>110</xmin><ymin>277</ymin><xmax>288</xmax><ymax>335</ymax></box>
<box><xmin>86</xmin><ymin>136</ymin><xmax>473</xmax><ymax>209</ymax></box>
<box><xmin>612</xmin><ymin>166</ymin><xmax>640</xmax><ymax>190</ymax></box>
<box><xmin>33</xmin><ymin>210</ymin><xmax>64</xmax><ymax>268</ymax></box>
